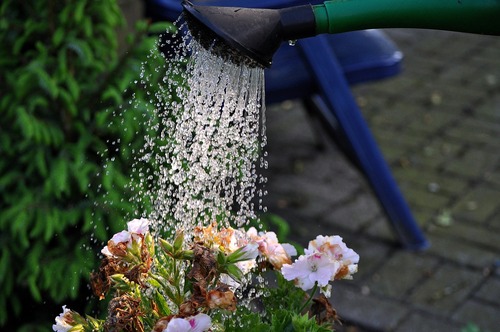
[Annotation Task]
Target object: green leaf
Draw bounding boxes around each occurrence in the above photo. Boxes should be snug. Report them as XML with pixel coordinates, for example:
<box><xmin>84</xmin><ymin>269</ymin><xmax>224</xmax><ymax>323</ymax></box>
<box><xmin>67</xmin><ymin>40</ymin><xmax>93</xmax><ymax>65</ymax></box>
<box><xmin>153</xmin><ymin>289</ymin><xmax>171</xmax><ymax>316</ymax></box>
<box><xmin>12</xmin><ymin>210</ymin><xmax>30</xmax><ymax>248</ymax></box>
<box><xmin>52</xmin><ymin>28</ymin><xmax>65</xmax><ymax>47</ymax></box>
<box><xmin>0</xmin><ymin>249</ymin><xmax>10</xmax><ymax>283</ymax></box>
<box><xmin>0</xmin><ymin>170</ymin><xmax>20</xmax><ymax>188</ymax></box>
<box><xmin>27</xmin><ymin>96</ymin><xmax>49</xmax><ymax>112</ymax></box>
<box><xmin>44</xmin><ymin>209</ymin><xmax>56</xmax><ymax>242</ymax></box>
<box><xmin>35</xmin><ymin>149</ymin><xmax>48</xmax><ymax>176</ymax></box>
<box><xmin>225</xmin><ymin>264</ymin><xmax>244</xmax><ymax>283</ymax></box>
<box><xmin>30</xmin><ymin>209</ymin><xmax>45</xmax><ymax>239</ymax></box>
<box><xmin>51</xmin><ymin>158</ymin><xmax>69</xmax><ymax>196</ymax></box>
<box><xmin>102</xmin><ymin>86</ymin><xmax>123</xmax><ymax>105</ymax></box>
<box><xmin>28</xmin><ymin>275</ymin><xmax>42</xmax><ymax>302</ymax></box>
<box><xmin>30</xmin><ymin>65</ymin><xmax>58</xmax><ymax>98</ymax></box>
<box><xmin>14</xmin><ymin>71</ymin><xmax>36</xmax><ymax>99</ymax></box>
<box><xmin>82</xmin><ymin>16</ymin><xmax>93</xmax><ymax>38</ymax></box>
<box><xmin>59</xmin><ymin>88</ymin><xmax>78</xmax><ymax>116</ymax></box>
<box><xmin>73</xmin><ymin>0</ymin><xmax>87</xmax><ymax>23</ymax></box>
<box><xmin>16</xmin><ymin>106</ymin><xmax>34</xmax><ymax>139</ymax></box>
<box><xmin>148</xmin><ymin>21</ymin><xmax>177</xmax><ymax>35</ymax></box>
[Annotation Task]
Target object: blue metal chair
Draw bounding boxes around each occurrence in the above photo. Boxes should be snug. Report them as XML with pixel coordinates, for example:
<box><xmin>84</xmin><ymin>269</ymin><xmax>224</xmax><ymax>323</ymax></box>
<box><xmin>145</xmin><ymin>0</ymin><xmax>429</xmax><ymax>250</ymax></box>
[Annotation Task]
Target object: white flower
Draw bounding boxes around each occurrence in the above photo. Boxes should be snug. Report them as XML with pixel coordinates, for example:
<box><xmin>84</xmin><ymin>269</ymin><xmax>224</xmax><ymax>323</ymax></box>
<box><xmin>282</xmin><ymin>243</ymin><xmax>298</xmax><ymax>257</ymax></box>
<box><xmin>164</xmin><ymin>313</ymin><xmax>211</xmax><ymax>332</ymax></box>
<box><xmin>281</xmin><ymin>253</ymin><xmax>340</xmax><ymax>291</ymax></box>
<box><xmin>100</xmin><ymin>218</ymin><xmax>151</xmax><ymax>257</ymax></box>
<box><xmin>306</xmin><ymin>235</ymin><xmax>359</xmax><ymax>264</ymax></box>
<box><xmin>52</xmin><ymin>305</ymin><xmax>73</xmax><ymax>332</ymax></box>
<box><xmin>165</xmin><ymin>318</ymin><xmax>191</xmax><ymax>332</ymax></box>
<box><xmin>110</xmin><ymin>230</ymin><xmax>131</xmax><ymax>244</ymax></box>
<box><xmin>127</xmin><ymin>218</ymin><xmax>150</xmax><ymax>234</ymax></box>
<box><xmin>306</xmin><ymin>235</ymin><xmax>359</xmax><ymax>280</ymax></box>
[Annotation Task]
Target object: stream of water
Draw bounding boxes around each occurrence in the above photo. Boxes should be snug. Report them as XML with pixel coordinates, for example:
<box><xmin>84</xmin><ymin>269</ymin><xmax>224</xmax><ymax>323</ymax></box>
<box><xmin>133</xmin><ymin>24</ymin><xmax>268</xmax><ymax>237</ymax></box>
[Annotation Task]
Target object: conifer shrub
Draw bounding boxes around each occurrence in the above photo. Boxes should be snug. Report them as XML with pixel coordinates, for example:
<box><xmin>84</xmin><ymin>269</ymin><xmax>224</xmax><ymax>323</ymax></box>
<box><xmin>0</xmin><ymin>1</ymin><xmax>175</xmax><ymax>329</ymax></box>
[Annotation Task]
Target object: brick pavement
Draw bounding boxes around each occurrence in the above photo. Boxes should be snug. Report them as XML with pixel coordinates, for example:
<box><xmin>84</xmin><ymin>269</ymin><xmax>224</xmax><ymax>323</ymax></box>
<box><xmin>263</xmin><ymin>29</ymin><xmax>500</xmax><ymax>331</ymax></box>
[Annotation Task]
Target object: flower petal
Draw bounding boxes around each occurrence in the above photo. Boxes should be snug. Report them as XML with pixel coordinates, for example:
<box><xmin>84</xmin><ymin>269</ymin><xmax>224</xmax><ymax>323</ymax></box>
<box><xmin>189</xmin><ymin>313</ymin><xmax>212</xmax><ymax>332</ymax></box>
<box><xmin>127</xmin><ymin>218</ymin><xmax>150</xmax><ymax>234</ymax></box>
<box><xmin>165</xmin><ymin>318</ymin><xmax>191</xmax><ymax>332</ymax></box>
<box><xmin>110</xmin><ymin>230</ymin><xmax>131</xmax><ymax>244</ymax></box>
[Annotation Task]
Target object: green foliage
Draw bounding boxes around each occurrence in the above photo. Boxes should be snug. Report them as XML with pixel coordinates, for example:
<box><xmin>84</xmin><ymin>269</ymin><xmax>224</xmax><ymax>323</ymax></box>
<box><xmin>462</xmin><ymin>323</ymin><xmax>490</xmax><ymax>332</ymax></box>
<box><xmin>0</xmin><ymin>0</ymin><xmax>176</xmax><ymax>329</ymax></box>
<box><xmin>216</xmin><ymin>273</ymin><xmax>335</xmax><ymax>331</ymax></box>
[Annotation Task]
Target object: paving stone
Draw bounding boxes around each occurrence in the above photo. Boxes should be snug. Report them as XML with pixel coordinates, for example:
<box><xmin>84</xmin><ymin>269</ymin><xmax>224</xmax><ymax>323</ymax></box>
<box><xmin>443</xmin><ymin>148</ymin><xmax>500</xmax><ymax>179</ymax></box>
<box><xmin>428</xmin><ymin>221</ymin><xmax>500</xmax><ymax>252</ymax></box>
<box><xmin>323</xmin><ymin>193</ymin><xmax>383</xmax><ymax>232</ymax></box>
<box><xmin>272</xmin><ymin>206</ymin><xmax>337</xmax><ymax>246</ymax></box>
<box><xmin>364</xmin><ymin>216</ymin><xmax>399</xmax><ymax>245</ymax></box>
<box><xmin>452</xmin><ymin>300</ymin><xmax>500</xmax><ymax>332</ymax></box>
<box><xmin>445</xmin><ymin>117</ymin><xmax>500</xmax><ymax>147</ymax></box>
<box><xmin>399</xmin><ymin>186</ymin><xmax>451</xmax><ymax>211</ymax></box>
<box><xmin>372</xmin><ymin>129</ymin><xmax>427</xmax><ymax>153</ymax></box>
<box><xmin>439</xmin><ymin>64</ymin><xmax>484</xmax><ymax>88</ymax></box>
<box><xmin>405</xmin><ymin>110</ymin><xmax>461</xmax><ymax>136</ymax></box>
<box><xmin>473</xmin><ymin>276</ymin><xmax>500</xmax><ymax>306</ymax></box>
<box><xmin>451</xmin><ymin>186</ymin><xmax>500</xmax><ymax>223</ymax></box>
<box><xmin>330</xmin><ymin>285</ymin><xmax>409</xmax><ymax>331</ymax></box>
<box><xmin>378</xmin><ymin>145</ymin><xmax>412</xmax><ymax>165</ymax></box>
<box><xmin>483</xmin><ymin>171</ymin><xmax>500</xmax><ymax>191</ymax></box>
<box><xmin>475</xmin><ymin>95</ymin><xmax>500</xmax><ymax>123</ymax></box>
<box><xmin>392</xmin><ymin>167</ymin><xmax>469</xmax><ymax>196</ymax></box>
<box><xmin>427</xmin><ymin>233</ymin><xmax>499</xmax><ymax>269</ymax></box>
<box><xmin>394</xmin><ymin>312</ymin><xmax>461</xmax><ymax>332</ymax></box>
<box><xmin>407</xmin><ymin>137</ymin><xmax>463</xmax><ymax>169</ymax></box>
<box><xmin>362</xmin><ymin>103</ymin><xmax>422</xmax><ymax>129</ymax></box>
<box><xmin>366</xmin><ymin>251</ymin><xmax>440</xmax><ymax>298</ymax></box>
<box><xmin>343</xmin><ymin>237</ymin><xmax>393</xmax><ymax>282</ymax></box>
<box><xmin>409</xmin><ymin>263</ymin><xmax>483</xmax><ymax>316</ymax></box>
<box><xmin>297</xmin><ymin>150</ymin><xmax>361</xmax><ymax>183</ymax></box>
<box><xmin>267</xmin><ymin>173</ymin><xmax>360</xmax><ymax>217</ymax></box>
<box><xmin>488</xmin><ymin>214</ymin><xmax>500</xmax><ymax>231</ymax></box>
<box><xmin>411</xmin><ymin>208</ymin><xmax>436</xmax><ymax>227</ymax></box>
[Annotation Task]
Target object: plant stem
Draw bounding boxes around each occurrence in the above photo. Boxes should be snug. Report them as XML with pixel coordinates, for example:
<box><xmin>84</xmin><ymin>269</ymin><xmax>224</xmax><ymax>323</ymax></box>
<box><xmin>299</xmin><ymin>283</ymin><xmax>318</xmax><ymax>313</ymax></box>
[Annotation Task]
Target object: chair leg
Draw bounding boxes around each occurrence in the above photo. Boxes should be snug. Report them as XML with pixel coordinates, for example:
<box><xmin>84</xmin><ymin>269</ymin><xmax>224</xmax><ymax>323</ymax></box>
<box><xmin>298</xmin><ymin>36</ymin><xmax>429</xmax><ymax>250</ymax></box>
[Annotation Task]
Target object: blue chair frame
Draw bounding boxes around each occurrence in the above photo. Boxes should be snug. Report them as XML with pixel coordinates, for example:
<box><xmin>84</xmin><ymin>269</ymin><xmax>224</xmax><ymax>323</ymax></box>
<box><xmin>145</xmin><ymin>0</ymin><xmax>429</xmax><ymax>250</ymax></box>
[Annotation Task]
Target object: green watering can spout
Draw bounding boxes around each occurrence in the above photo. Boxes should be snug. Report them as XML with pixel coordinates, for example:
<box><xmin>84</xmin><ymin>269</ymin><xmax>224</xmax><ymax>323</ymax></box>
<box><xmin>182</xmin><ymin>0</ymin><xmax>500</xmax><ymax>67</ymax></box>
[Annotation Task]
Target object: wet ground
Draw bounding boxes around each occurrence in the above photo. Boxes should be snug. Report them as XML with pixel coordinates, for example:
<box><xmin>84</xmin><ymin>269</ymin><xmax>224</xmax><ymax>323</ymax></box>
<box><xmin>263</xmin><ymin>29</ymin><xmax>500</xmax><ymax>332</ymax></box>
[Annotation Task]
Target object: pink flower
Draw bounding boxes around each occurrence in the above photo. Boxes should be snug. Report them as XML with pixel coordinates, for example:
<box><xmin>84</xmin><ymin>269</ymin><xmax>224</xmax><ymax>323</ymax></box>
<box><xmin>306</xmin><ymin>235</ymin><xmax>359</xmax><ymax>280</ymax></box>
<box><xmin>281</xmin><ymin>253</ymin><xmax>340</xmax><ymax>291</ymax></box>
<box><xmin>164</xmin><ymin>313</ymin><xmax>211</xmax><ymax>332</ymax></box>
<box><xmin>247</xmin><ymin>228</ymin><xmax>297</xmax><ymax>269</ymax></box>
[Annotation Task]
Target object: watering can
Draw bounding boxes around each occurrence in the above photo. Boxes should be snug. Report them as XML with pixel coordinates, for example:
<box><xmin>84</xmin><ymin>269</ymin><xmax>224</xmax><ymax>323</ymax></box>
<box><xmin>182</xmin><ymin>0</ymin><xmax>500</xmax><ymax>67</ymax></box>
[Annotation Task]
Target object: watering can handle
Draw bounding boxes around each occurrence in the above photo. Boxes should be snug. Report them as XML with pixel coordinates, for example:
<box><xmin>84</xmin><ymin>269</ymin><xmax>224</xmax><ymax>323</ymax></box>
<box><xmin>314</xmin><ymin>0</ymin><xmax>500</xmax><ymax>36</ymax></box>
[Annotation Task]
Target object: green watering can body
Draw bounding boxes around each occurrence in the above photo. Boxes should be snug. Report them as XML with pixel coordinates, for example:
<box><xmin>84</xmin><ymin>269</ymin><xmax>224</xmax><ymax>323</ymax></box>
<box><xmin>314</xmin><ymin>0</ymin><xmax>500</xmax><ymax>35</ymax></box>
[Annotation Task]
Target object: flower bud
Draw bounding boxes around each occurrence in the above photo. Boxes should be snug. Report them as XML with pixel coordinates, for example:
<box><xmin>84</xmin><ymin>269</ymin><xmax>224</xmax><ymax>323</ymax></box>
<box><xmin>173</xmin><ymin>230</ymin><xmax>185</xmax><ymax>253</ymax></box>
<box><xmin>159</xmin><ymin>238</ymin><xmax>174</xmax><ymax>256</ymax></box>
